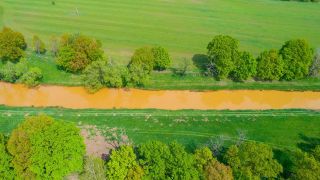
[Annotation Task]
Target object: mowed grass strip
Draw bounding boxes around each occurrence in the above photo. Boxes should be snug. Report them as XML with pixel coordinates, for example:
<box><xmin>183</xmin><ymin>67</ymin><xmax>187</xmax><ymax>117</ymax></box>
<box><xmin>2</xmin><ymin>0</ymin><xmax>320</xmax><ymax>62</ymax></box>
<box><xmin>0</xmin><ymin>106</ymin><xmax>319</xmax><ymax>150</ymax></box>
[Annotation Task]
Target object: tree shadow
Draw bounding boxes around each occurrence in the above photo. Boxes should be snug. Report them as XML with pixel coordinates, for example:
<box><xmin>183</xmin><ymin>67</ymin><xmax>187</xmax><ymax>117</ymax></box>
<box><xmin>273</xmin><ymin>149</ymin><xmax>294</xmax><ymax>179</ymax></box>
<box><xmin>192</xmin><ymin>54</ymin><xmax>209</xmax><ymax>72</ymax></box>
<box><xmin>297</xmin><ymin>133</ymin><xmax>320</xmax><ymax>153</ymax></box>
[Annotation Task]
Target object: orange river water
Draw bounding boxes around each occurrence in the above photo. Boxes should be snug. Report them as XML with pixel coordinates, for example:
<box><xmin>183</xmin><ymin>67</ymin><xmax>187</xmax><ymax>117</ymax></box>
<box><xmin>0</xmin><ymin>82</ymin><xmax>320</xmax><ymax>110</ymax></box>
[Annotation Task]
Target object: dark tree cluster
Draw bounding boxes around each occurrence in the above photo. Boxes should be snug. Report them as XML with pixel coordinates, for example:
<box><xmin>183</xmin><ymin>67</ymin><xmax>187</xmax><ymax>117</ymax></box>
<box><xmin>207</xmin><ymin>35</ymin><xmax>315</xmax><ymax>82</ymax></box>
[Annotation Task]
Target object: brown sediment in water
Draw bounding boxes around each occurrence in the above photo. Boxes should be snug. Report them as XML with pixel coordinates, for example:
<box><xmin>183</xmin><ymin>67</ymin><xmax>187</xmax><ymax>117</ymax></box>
<box><xmin>0</xmin><ymin>82</ymin><xmax>319</xmax><ymax>110</ymax></box>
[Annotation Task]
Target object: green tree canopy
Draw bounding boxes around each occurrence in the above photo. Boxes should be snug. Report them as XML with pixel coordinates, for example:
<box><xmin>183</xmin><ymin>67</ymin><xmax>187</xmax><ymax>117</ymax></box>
<box><xmin>280</xmin><ymin>39</ymin><xmax>314</xmax><ymax>80</ymax></box>
<box><xmin>129</xmin><ymin>47</ymin><xmax>155</xmax><ymax>73</ymax></box>
<box><xmin>106</xmin><ymin>145</ymin><xmax>143</xmax><ymax>180</ymax></box>
<box><xmin>256</xmin><ymin>49</ymin><xmax>284</xmax><ymax>81</ymax></box>
<box><xmin>0</xmin><ymin>134</ymin><xmax>15</xmax><ymax>180</ymax></box>
<box><xmin>0</xmin><ymin>27</ymin><xmax>27</xmax><ymax>62</ymax></box>
<box><xmin>207</xmin><ymin>35</ymin><xmax>239</xmax><ymax>79</ymax></box>
<box><xmin>230</xmin><ymin>51</ymin><xmax>257</xmax><ymax>82</ymax></box>
<box><xmin>224</xmin><ymin>142</ymin><xmax>283</xmax><ymax>179</ymax></box>
<box><xmin>152</xmin><ymin>46</ymin><xmax>171</xmax><ymax>71</ymax></box>
<box><xmin>204</xmin><ymin>159</ymin><xmax>233</xmax><ymax>180</ymax></box>
<box><xmin>18</xmin><ymin>67</ymin><xmax>43</xmax><ymax>87</ymax></box>
<box><xmin>56</xmin><ymin>34</ymin><xmax>104</xmax><ymax>72</ymax></box>
<box><xmin>291</xmin><ymin>150</ymin><xmax>320</xmax><ymax>180</ymax></box>
<box><xmin>7</xmin><ymin>115</ymin><xmax>85</xmax><ymax>179</ymax></box>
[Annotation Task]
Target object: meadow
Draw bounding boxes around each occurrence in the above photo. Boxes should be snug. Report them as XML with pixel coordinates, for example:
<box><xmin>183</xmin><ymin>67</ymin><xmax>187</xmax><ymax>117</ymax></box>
<box><xmin>1</xmin><ymin>0</ymin><xmax>320</xmax><ymax>63</ymax></box>
<box><xmin>0</xmin><ymin>106</ymin><xmax>319</xmax><ymax>151</ymax></box>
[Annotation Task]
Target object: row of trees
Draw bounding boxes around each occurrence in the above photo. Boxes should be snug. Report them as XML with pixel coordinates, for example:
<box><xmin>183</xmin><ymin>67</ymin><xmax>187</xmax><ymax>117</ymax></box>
<box><xmin>206</xmin><ymin>35</ymin><xmax>317</xmax><ymax>81</ymax></box>
<box><xmin>1</xmin><ymin>115</ymin><xmax>319</xmax><ymax>179</ymax></box>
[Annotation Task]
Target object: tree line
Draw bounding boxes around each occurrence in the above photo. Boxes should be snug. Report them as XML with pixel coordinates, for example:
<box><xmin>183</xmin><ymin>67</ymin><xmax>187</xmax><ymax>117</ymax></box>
<box><xmin>1</xmin><ymin>115</ymin><xmax>320</xmax><ymax>179</ymax></box>
<box><xmin>0</xmin><ymin>27</ymin><xmax>319</xmax><ymax>91</ymax></box>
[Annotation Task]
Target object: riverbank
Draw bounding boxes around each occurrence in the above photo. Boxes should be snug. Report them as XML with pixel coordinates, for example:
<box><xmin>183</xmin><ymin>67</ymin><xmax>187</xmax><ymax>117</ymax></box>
<box><xmin>0</xmin><ymin>106</ymin><xmax>319</xmax><ymax>150</ymax></box>
<box><xmin>0</xmin><ymin>82</ymin><xmax>320</xmax><ymax>110</ymax></box>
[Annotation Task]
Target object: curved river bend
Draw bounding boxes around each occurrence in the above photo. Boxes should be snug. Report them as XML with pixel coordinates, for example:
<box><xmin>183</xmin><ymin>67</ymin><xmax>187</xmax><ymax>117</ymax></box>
<box><xmin>0</xmin><ymin>82</ymin><xmax>319</xmax><ymax>110</ymax></box>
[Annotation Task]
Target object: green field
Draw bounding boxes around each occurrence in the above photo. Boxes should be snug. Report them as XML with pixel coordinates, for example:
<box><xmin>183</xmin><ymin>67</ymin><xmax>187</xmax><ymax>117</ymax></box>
<box><xmin>1</xmin><ymin>106</ymin><xmax>319</xmax><ymax>151</ymax></box>
<box><xmin>1</xmin><ymin>0</ymin><xmax>320</xmax><ymax>63</ymax></box>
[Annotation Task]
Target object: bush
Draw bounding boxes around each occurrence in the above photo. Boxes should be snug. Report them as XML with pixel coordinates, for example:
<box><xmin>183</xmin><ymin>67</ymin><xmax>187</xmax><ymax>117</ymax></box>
<box><xmin>7</xmin><ymin>115</ymin><xmax>85</xmax><ymax>179</ymax></box>
<box><xmin>127</xmin><ymin>62</ymin><xmax>150</xmax><ymax>87</ymax></box>
<box><xmin>56</xmin><ymin>34</ymin><xmax>104</xmax><ymax>72</ymax></box>
<box><xmin>207</xmin><ymin>35</ymin><xmax>239</xmax><ymax>79</ymax></box>
<box><xmin>18</xmin><ymin>67</ymin><xmax>43</xmax><ymax>87</ymax></box>
<box><xmin>152</xmin><ymin>46</ymin><xmax>171</xmax><ymax>71</ymax></box>
<box><xmin>32</xmin><ymin>35</ymin><xmax>46</xmax><ymax>54</ymax></box>
<box><xmin>230</xmin><ymin>51</ymin><xmax>257</xmax><ymax>82</ymax></box>
<box><xmin>0</xmin><ymin>27</ymin><xmax>27</xmax><ymax>62</ymax></box>
<box><xmin>129</xmin><ymin>47</ymin><xmax>155</xmax><ymax>73</ymax></box>
<box><xmin>0</xmin><ymin>62</ymin><xmax>17</xmax><ymax>82</ymax></box>
<box><xmin>280</xmin><ymin>39</ymin><xmax>313</xmax><ymax>80</ymax></box>
<box><xmin>256</xmin><ymin>49</ymin><xmax>284</xmax><ymax>81</ymax></box>
<box><xmin>82</xmin><ymin>60</ymin><xmax>108</xmax><ymax>93</ymax></box>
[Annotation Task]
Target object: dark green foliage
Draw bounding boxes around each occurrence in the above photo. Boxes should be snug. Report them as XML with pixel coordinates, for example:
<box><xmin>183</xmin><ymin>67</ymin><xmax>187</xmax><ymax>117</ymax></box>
<box><xmin>106</xmin><ymin>145</ymin><xmax>143</xmax><ymax>180</ymax></box>
<box><xmin>18</xmin><ymin>67</ymin><xmax>43</xmax><ymax>87</ymax></box>
<box><xmin>56</xmin><ymin>34</ymin><xmax>104</xmax><ymax>72</ymax></box>
<box><xmin>256</xmin><ymin>49</ymin><xmax>284</xmax><ymax>81</ymax></box>
<box><xmin>32</xmin><ymin>35</ymin><xmax>46</xmax><ymax>54</ymax></box>
<box><xmin>280</xmin><ymin>39</ymin><xmax>313</xmax><ymax>80</ymax></box>
<box><xmin>152</xmin><ymin>46</ymin><xmax>171</xmax><ymax>71</ymax></box>
<box><xmin>7</xmin><ymin>115</ymin><xmax>85</xmax><ymax>179</ymax></box>
<box><xmin>230</xmin><ymin>51</ymin><xmax>257</xmax><ymax>82</ymax></box>
<box><xmin>0</xmin><ymin>27</ymin><xmax>27</xmax><ymax>62</ymax></box>
<box><xmin>207</xmin><ymin>35</ymin><xmax>239</xmax><ymax>79</ymax></box>
<box><xmin>0</xmin><ymin>134</ymin><xmax>15</xmax><ymax>180</ymax></box>
<box><xmin>224</xmin><ymin>142</ymin><xmax>283</xmax><ymax>179</ymax></box>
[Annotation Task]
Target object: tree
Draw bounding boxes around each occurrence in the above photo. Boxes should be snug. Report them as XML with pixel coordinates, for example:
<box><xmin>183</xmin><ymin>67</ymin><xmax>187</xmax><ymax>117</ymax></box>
<box><xmin>104</xmin><ymin>65</ymin><xmax>128</xmax><ymax>88</ymax></box>
<box><xmin>7</xmin><ymin>115</ymin><xmax>85</xmax><ymax>179</ymax></box>
<box><xmin>256</xmin><ymin>49</ymin><xmax>284</xmax><ymax>81</ymax></box>
<box><xmin>204</xmin><ymin>160</ymin><xmax>233</xmax><ymax>180</ymax></box>
<box><xmin>152</xmin><ymin>46</ymin><xmax>171</xmax><ymax>71</ymax></box>
<box><xmin>0</xmin><ymin>62</ymin><xmax>17</xmax><ymax>82</ymax></box>
<box><xmin>18</xmin><ymin>67</ymin><xmax>43</xmax><ymax>87</ymax></box>
<box><xmin>56</xmin><ymin>34</ymin><xmax>104</xmax><ymax>72</ymax></box>
<box><xmin>129</xmin><ymin>47</ymin><xmax>155</xmax><ymax>73</ymax></box>
<box><xmin>230</xmin><ymin>51</ymin><xmax>257</xmax><ymax>82</ymax></box>
<box><xmin>80</xmin><ymin>156</ymin><xmax>106</xmax><ymax>180</ymax></box>
<box><xmin>166</xmin><ymin>142</ymin><xmax>199</xmax><ymax>179</ymax></box>
<box><xmin>194</xmin><ymin>146</ymin><xmax>214</xmax><ymax>172</ymax></box>
<box><xmin>207</xmin><ymin>35</ymin><xmax>239</xmax><ymax>79</ymax></box>
<box><xmin>280</xmin><ymin>39</ymin><xmax>314</xmax><ymax>80</ymax></box>
<box><xmin>127</xmin><ymin>62</ymin><xmax>150</xmax><ymax>87</ymax></box>
<box><xmin>309</xmin><ymin>49</ymin><xmax>320</xmax><ymax>77</ymax></box>
<box><xmin>172</xmin><ymin>58</ymin><xmax>192</xmax><ymax>76</ymax></box>
<box><xmin>291</xmin><ymin>150</ymin><xmax>320</xmax><ymax>180</ymax></box>
<box><xmin>312</xmin><ymin>145</ymin><xmax>320</xmax><ymax>161</ymax></box>
<box><xmin>106</xmin><ymin>145</ymin><xmax>143</xmax><ymax>180</ymax></box>
<box><xmin>32</xmin><ymin>35</ymin><xmax>46</xmax><ymax>54</ymax></box>
<box><xmin>50</xmin><ymin>36</ymin><xmax>59</xmax><ymax>56</ymax></box>
<box><xmin>0</xmin><ymin>27</ymin><xmax>27</xmax><ymax>62</ymax></box>
<box><xmin>82</xmin><ymin>60</ymin><xmax>108</xmax><ymax>93</ymax></box>
<box><xmin>0</xmin><ymin>134</ymin><xmax>15</xmax><ymax>180</ymax></box>
<box><xmin>138</xmin><ymin>141</ymin><xmax>171</xmax><ymax>179</ymax></box>
<box><xmin>224</xmin><ymin>142</ymin><xmax>282</xmax><ymax>179</ymax></box>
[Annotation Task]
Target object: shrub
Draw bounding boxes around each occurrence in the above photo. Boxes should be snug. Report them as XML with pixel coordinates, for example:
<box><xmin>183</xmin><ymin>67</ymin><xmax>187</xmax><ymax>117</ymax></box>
<box><xmin>0</xmin><ymin>62</ymin><xmax>17</xmax><ymax>82</ymax></box>
<box><xmin>82</xmin><ymin>60</ymin><xmax>108</xmax><ymax>93</ymax></box>
<box><xmin>127</xmin><ymin>62</ymin><xmax>150</xmax><ymax>87</ymax></box>
<box><xmin>0</xmin><ymin>134</ymin><xmax>15</xmax><ymax>179</ymax></box>
<box><xmin>152</xmin><ymin>46</ymin><xmax>171</xmax><ymax>71</ymax></box>
<box><xmin>0</xmin><ymin>27</ymin><xmax>27</xmax><ymax>62</ymax></box>
<box><xmin>18</xmin><ymin>67</ymin><xmax>43</xmax><ymax>87</ymax></box>
<box><xmin>280</xmin><ymin>39</ymin><xmax>313</xmax><ymax>80</ymax></box>
<box><xmin>56</xmin><ymin>34</ymin><xmax>104</xmax><ymax>72</ymax></box>
<box><xmin>230</xmin><ymin>51</ymin><xmax>257</xmax><ymax>82</ymax></box>
<box><xmin>207</xmin><ymin>35</ymin><xmax>239</xmax><ymax>79</ymax></box>
<box><xmin>129</xmin><ymin>47</ymin><xmax>155</xmax><ymax>73</ymax></box>
<box><xmin>7</xmin><ymin>115</ymin><xmax>85</xmax><ymax>179</ymax></box>
<box><xmin>256</xmin><ymin>49</ymin><xmax>284</xmax><ymax>81</ymax></box>
<box><xmin>32</xmin><ymin>35</ymin><xmax>46</xmax><ymax>54</ymax></box>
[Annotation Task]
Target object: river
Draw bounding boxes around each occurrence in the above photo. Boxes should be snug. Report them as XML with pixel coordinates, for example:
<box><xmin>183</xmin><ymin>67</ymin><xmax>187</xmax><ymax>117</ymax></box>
<box><xmin>0</xmin><ymin>82</ymin><xmax>319</xmax><ymax>110</ymax></box>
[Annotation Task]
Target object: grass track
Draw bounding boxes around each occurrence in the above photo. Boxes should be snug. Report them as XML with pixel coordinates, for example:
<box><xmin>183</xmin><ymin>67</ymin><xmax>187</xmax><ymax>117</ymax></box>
<box><xmin>0</xmin><ymin>106</ymin><xmax>319</xmax><ymax>151</ymax></box>
<box><xmin>1</xmin><ymin>0</ymin><xmax>320</xmax><ymax>62</ymax></box>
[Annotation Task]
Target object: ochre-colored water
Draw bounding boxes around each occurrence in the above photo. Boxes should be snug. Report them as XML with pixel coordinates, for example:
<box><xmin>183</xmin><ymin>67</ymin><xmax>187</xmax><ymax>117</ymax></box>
<box><xmin>0</xmin><ymin>82</ymin><xmax>319</xmax><ymax>110</ymax></box>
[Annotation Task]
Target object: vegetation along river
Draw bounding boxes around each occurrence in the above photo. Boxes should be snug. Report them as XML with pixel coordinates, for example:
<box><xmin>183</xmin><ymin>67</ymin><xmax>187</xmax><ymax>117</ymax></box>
<box><xmin>0</xmin><ymin>82</ymin><xmax>319</xmax><ymax>110</ymax></box>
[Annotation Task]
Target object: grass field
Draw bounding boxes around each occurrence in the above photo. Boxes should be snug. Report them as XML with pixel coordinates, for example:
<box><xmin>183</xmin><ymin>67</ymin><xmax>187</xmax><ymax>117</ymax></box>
<box><xmin>0</xmin><ymin>106</ymin><xmax>319</xmax><ymax>151</ymax></box>
<box><xmin>1</xmin><ymin>0</ymin><xmax>320</xmax><ymax>63</ymax></box>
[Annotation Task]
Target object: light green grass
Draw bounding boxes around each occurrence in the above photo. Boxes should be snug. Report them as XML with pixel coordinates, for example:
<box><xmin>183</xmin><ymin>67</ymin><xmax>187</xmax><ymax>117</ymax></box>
<box><xmin>0</xmin><ymin>106</ymin><xmax>319</xmax><ymax>150</ymax></box>
<box><xmin>1</xmin><ymin>0</ymin><xmax>320</xmax><ymax>63</ymax></box>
